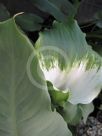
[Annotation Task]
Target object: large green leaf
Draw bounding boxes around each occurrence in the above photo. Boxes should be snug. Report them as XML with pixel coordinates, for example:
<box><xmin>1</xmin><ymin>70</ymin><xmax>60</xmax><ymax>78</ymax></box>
<box><xmin>0</xmin><ymin>18</ymin><xmax>72</xmax><ymax>136</ymax></box>
<box><xmin>36</xmin><ymin>20</ymin><xmax>102</xmax><ymax>104</ymax></box>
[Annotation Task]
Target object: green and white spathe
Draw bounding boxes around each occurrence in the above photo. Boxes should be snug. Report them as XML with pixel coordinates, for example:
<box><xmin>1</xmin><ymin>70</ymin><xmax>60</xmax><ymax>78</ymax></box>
<box><xmin>36</xmin><ymin>20</ymin><xmax>102</xmax><ymax>104</ymax></box>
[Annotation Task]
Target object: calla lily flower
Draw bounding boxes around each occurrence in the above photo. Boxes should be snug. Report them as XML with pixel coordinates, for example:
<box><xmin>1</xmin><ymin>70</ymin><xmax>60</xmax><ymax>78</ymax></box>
<box><xmin>36</xmin><ymin>20</ymin><xmax>102</xmax><ymax>104</ymax></box>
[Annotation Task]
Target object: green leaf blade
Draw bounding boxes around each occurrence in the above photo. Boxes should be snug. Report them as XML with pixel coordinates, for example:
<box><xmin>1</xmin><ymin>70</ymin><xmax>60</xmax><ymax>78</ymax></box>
<box><xmin>0</xmin><ymin>18</ymin><xmax>71</xmax><ymax>136</ymax></box>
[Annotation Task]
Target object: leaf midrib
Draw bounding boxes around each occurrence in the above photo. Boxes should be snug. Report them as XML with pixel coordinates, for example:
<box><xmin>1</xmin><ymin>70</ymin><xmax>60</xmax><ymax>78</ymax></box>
<box><xmin>10</xmin><ymin>45</ymin><xmax>18</xmax><ymax>136</ymax></box>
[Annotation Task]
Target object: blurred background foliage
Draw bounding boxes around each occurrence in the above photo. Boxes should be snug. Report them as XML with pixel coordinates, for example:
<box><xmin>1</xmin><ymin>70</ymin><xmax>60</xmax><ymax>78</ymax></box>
<box><xmin>0</xmin><ymin>0</ymin><xmax>102</xmax><ymax>56</ymax></box>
